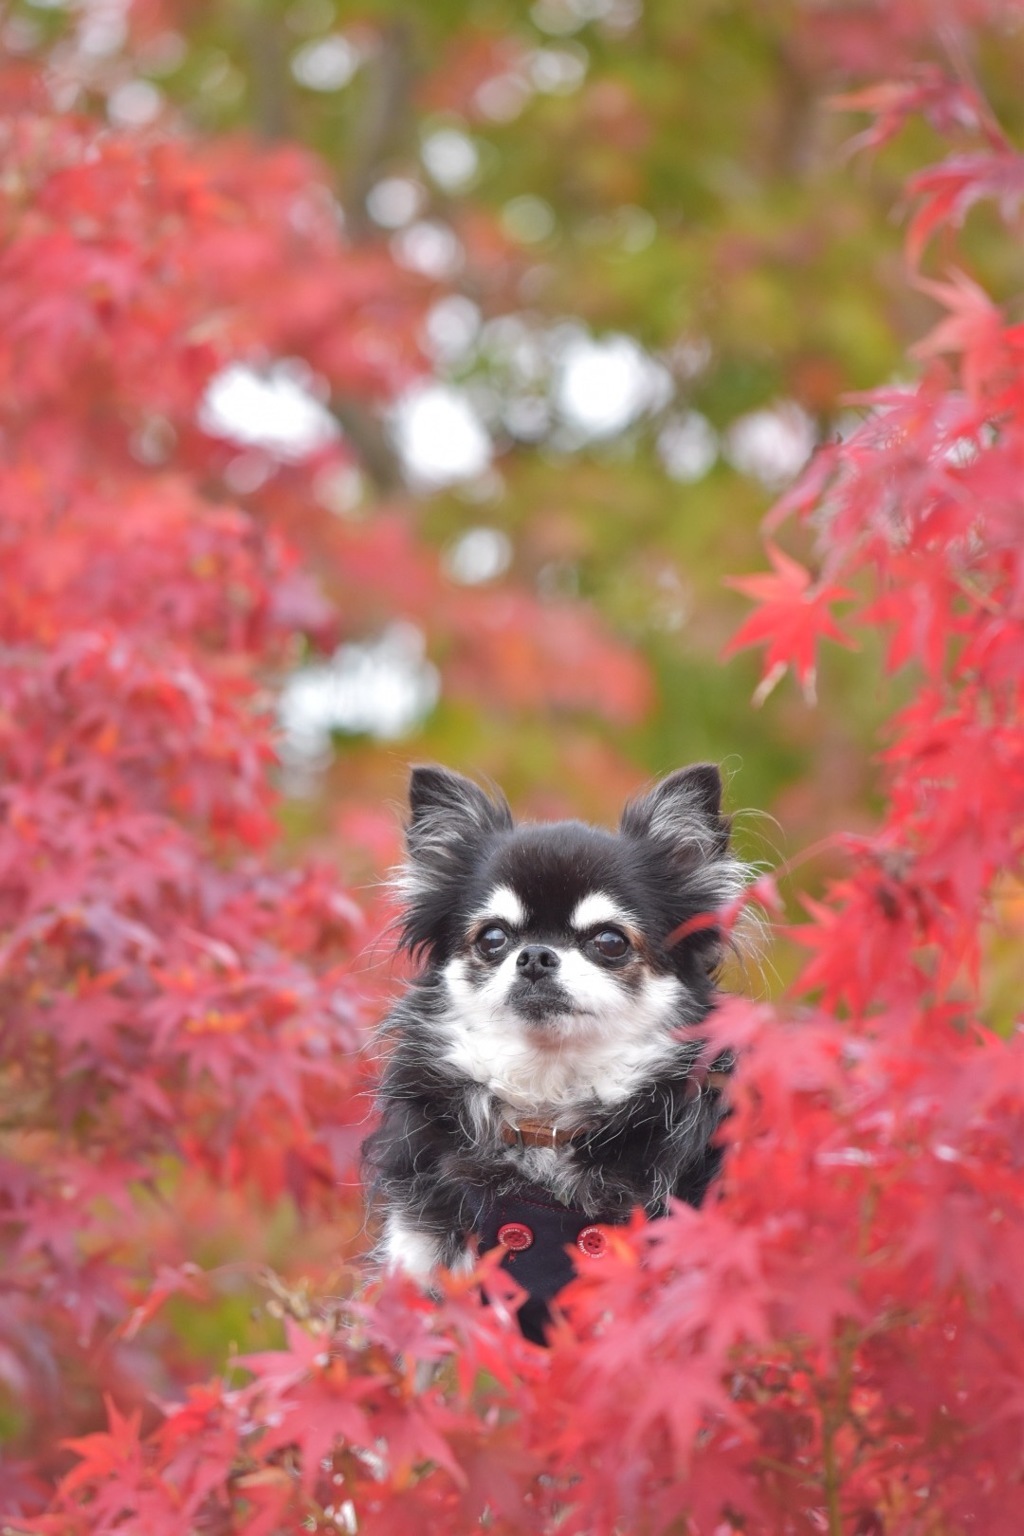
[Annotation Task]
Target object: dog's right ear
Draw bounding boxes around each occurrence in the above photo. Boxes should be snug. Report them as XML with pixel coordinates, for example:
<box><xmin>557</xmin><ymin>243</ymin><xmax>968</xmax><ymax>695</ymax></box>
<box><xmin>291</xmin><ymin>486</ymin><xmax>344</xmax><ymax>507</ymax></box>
<box><xmin>620</xmin><ymin>763</ymin><xmax>729</xmax><ymax>857</ymax></box>
<box><xmin>403</xmin><ymin>764</ymin><xmax>512</xmax><ymax>889</ymax></box>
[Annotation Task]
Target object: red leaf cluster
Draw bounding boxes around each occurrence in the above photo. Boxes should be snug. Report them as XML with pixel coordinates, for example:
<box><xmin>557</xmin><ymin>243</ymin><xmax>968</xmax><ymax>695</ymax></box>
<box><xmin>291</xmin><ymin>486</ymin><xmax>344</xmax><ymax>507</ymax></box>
<box><xmin>0</xmin><ymin>82</ymin><xmax>656</xmax><ymax>1530</ymax></box>
<box><xmin>0</xmin><ymin>114</ymin><xmax>390</xmax><ymax>1510</ymax></box>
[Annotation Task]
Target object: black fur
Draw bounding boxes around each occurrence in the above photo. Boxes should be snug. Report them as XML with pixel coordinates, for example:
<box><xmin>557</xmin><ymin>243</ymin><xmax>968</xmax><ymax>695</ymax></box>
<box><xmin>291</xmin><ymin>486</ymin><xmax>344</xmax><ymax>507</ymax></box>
<box><xmin>363</xmin><ymin>764</ymin><xmax>743</xmax><ymax>1296</ymax></box>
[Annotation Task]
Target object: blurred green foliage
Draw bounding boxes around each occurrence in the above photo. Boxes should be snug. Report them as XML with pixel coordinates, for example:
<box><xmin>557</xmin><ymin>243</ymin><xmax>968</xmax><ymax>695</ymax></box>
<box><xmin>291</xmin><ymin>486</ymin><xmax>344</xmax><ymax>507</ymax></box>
<box><xmin>13</xmin><ymin>0</ymin><xmax>1024</xmax><ymax>896</ymax></box>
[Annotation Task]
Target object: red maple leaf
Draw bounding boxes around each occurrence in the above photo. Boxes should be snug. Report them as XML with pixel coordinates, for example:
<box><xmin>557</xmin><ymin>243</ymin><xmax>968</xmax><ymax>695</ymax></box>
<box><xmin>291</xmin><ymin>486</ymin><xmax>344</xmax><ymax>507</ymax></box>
<box><xmin>725</xmin><ymin>542</ymin><xmax>854</xmax><ymax>703</ymax></box>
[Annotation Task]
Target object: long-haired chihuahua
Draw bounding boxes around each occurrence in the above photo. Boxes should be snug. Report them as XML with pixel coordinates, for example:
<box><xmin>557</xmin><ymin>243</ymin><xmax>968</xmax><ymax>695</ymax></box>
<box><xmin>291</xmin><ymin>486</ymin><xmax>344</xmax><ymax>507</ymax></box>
<box><xmin>362</xmin><ymin>764</ymin><xmax>746</xmax><ymax>1341</ymax></box>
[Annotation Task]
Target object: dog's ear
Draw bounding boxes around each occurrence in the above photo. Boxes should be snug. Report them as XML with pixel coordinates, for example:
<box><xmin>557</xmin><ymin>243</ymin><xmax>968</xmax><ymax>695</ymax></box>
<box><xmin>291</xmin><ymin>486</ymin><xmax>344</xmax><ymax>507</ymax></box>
<box><xmin>395</xmin><ymin>767</ymin><xmax>513</xmax><ymax>953</ymax></box>
<box><xmin>620</xmin><ymin>764</ymin><xmax>729</xmax><ymax>858</ymax></box>
<box><xmin>621</xmin><ymin>765</ymin><xmax>748</xmax><ymax>964</ymax></box>
<box><xmin>404</xmin><ymin>764</ymin><xmax>512</xmax><ymax>881</ymax></box>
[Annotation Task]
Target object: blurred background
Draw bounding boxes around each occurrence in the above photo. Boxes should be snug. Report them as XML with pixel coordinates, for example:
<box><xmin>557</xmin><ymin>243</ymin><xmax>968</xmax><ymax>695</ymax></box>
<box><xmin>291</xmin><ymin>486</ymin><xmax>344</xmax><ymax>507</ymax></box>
<box><xmin>7</xmin><ymin>0</ymin><xmax>1024</xmax><ymax>1492</ymax></box>
<box><xmin>8</xmin><ymin>0</ymin><xmax>1023</xmax><ymax>928</ymax></box>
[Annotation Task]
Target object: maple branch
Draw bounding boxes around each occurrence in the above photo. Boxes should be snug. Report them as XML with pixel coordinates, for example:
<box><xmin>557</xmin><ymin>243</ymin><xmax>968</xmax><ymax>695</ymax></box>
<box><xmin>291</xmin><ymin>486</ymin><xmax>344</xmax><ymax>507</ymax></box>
<box><xmin>820</xmin><ymin>1326</ymin><xmax>858</xmax><ymax>1536</ymax></box>
<box><xmin>771</xmin><ymin>39</ymin><xmax>822</xmax><ymax>178</ymax></box>
<box><xmin>936</xmin><ymin>22</ymin><xmax>1013</xmax><ymax>152</ymax></box>
<box><xmin>323</xmin><ymin>15</ymin><xmax>419</xmax><ymax>493</ymax></box>
<box><xmin>243</xmin><ymin>10</ymin><xmax>293</xmax><ymax>142</ymax></box>
<box><xmin>331</xmin><ymin>396</ymin><xmax>404</xmax><ymax>496</ymax></box>
<box><xmin>754</xmin><ymin>1454</ymin><xmax>811</xmax><ymax>1482</ymax></box>
<box><xmin>343</xmin><ymin>16</ymin><xmax>417</xmax><ymax>242</ymax></box>
<box><xmin>821</xmin><ymin>1417</ymin><xmax>844</xmax><ymax>1536</ymax></box>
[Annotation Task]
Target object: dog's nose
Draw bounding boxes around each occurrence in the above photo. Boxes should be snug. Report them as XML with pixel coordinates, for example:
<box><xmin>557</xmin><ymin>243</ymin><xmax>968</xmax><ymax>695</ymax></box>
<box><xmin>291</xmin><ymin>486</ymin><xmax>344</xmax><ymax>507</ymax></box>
<box><xmin>516</xmin><ymin>945</ymin><xmax>559</xmax><ymax>983</ymax></box>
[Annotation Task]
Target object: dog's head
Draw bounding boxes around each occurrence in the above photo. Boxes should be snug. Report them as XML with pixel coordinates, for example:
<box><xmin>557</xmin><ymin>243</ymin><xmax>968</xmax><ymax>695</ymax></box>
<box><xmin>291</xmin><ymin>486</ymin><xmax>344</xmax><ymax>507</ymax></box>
<box><xmin>394</xmin><ymin>765</ymin><xmax>746</xmax><ymax>1070</ymax></box>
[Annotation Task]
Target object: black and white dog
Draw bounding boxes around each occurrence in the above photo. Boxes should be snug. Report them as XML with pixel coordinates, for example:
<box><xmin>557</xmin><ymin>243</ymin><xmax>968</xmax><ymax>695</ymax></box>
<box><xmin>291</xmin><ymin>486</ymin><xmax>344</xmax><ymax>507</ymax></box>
<box><xmin>363</xmin><ymin>763</ymin><xmax>746</xmax><ymax>1340</ymax></box>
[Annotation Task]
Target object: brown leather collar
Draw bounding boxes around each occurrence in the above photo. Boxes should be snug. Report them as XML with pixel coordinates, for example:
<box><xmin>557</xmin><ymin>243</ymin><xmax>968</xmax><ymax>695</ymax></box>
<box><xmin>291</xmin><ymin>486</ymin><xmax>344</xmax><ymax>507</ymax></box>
<box><xmin>499</xmin><ymin>1071</ymin><xmax>730</xmax><ymax>1150</ymax></box>
<box><xmin>499</xmin><ymin>1117</ymin><xmax>587</xmax><ymax>1149</ymax></box>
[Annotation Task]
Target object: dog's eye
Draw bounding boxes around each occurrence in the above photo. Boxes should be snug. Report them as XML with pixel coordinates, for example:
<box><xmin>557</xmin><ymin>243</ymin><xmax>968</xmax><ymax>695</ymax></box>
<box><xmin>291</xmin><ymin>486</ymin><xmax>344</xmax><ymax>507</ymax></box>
<box><xmin>476</xmin><ymin>925</ymin><xmax>509</xmax><ymax>959</ymax></box>
<box><xmin>590</xmin><ymin>928</ymin><xmax>630</xmax><ymax>963</ymax></box>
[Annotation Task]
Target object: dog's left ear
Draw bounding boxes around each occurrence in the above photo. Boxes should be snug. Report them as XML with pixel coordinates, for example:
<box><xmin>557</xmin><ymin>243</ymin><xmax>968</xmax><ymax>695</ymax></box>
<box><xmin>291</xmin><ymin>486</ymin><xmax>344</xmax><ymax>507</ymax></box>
<box><xmin>620</xmin><ymin>763</ymin><xmax>730</xmax><ymax>858</ymax></box>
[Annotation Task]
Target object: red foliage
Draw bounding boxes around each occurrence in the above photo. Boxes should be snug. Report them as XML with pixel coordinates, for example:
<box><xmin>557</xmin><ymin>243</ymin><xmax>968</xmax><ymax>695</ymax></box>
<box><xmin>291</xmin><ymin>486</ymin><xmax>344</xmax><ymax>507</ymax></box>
<box><xmin>0</xmin><ymin>78</ymin><xmax>654</xmax><ymax>1530</ymax></box>
<box><xmin>724</xmin><ymin>543</ymin><xmax>854</xmax><ymax>705</ymax></box>
<box><xmin>6</xmin><ymin>28</ymin><xmax>1024</xmax><ymax>1536</ymax></box>
<box><xmin>0</xmin><ymin>127</ymin><xmax>381</xmax><ymax>1510</ymax></box>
